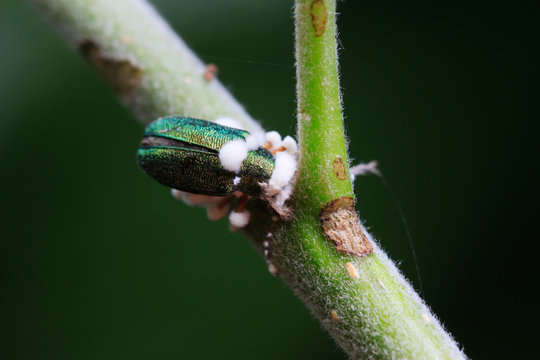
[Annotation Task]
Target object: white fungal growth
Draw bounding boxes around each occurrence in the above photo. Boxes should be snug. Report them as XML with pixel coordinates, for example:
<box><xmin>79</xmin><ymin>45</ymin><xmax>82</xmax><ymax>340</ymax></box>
<box><xmin>174</xmin><ymin>129</ymin><xmax>298</xmax><ymax>228</ymax></box>
<box><xmin>219</xmin><ymin>139</ymin><xmax>248</xmax><ymax>173</ymax></box>
<box><xmin>214</xmin><ymin>116</ymin><xmax>244</xmax><ymax>130</ymax></box>
<box><xmin>265</xmin><ymin>131</ymin><xmax>282</xmax><ymax>150</ymax></box>
<box><xmin>229</xmin><ymin>210</ymin><xmax>251</xmax><ymax>228</ymax></box>
<box><xmin>245</xmin><ymin>132</ymin><xmax>265</xmax><ymax>150</ymax></box>
<box><xmin>257</xmin><ymin>133</ymin><xmax>299</xmax><ymax>218</ymax></box>
<box><xmin>271</xmin><ymin>181</ymin><xmax>293</xmax><ymax>210</ymax></box>
<box><xmin>267</xmin><ymin>151</ymin><xmax>297</xmax><ymax>196</ymax></box>
<box><xmin>282</xmin><ymin>135</ymin><xmax>298</xmax><ymax>155</ymax></box>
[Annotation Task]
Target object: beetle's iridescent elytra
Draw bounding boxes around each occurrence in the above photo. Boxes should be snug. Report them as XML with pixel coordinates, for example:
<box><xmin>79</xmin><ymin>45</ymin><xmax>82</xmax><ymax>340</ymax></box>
<box><xmin>137</xmin><ymin>116</ymin><xmax>275</xmax><ymax>197</ymax></box>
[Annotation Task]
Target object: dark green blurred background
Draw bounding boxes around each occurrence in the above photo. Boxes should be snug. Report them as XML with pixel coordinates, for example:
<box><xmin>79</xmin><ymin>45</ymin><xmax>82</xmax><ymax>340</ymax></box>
<box><xmin>1</xmin><ymin>1</ymin><xmax>537</xmax><ymax>359</ymax></box>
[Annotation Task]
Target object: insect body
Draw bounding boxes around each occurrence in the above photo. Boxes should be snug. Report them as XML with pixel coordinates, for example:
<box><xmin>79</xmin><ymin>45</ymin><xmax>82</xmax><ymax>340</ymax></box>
<box><xmin>137</xmin><ymin>116</ymin><xmax>275</xmax><ymax>197</ymax></box>
<box><xmin>139</xmin><ymin>115</ymin><xmax>297</xmax><ymax>273</ymax></box>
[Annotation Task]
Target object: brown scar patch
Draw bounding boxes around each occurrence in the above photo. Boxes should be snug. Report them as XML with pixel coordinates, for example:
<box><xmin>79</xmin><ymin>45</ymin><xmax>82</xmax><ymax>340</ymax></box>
<box><xmin>332</xmin><ymin>157</ymin><xmax>347</xmax><ymax>180</ymax></box>
<box><xmin>330</xmin><ymin>310</ymin><xmax>339</xmax><ymax>322</ymax></box>
<box><xmin>79</xmin><ymin>39</ymin><xmax>142</xmax><ymax>98</ymax></box>
<box><xmin>204</xmin><ymin>63</ymin><xmax>218</xmax><ymax>81</ymax></box>
<box><xmin>310</xmin><ymin>0</ymin><xmax>328</xmax><ymax>37</ymax></box>
<box><xmin>320</xmin><ymin>197</ymin><xmax>374</xmax><ymax>257</ymax></box>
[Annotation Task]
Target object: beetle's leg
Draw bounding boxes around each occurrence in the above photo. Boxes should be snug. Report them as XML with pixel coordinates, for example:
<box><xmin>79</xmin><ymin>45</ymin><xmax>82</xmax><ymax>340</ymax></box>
<box><xmin>265</xmin><ymin>134</ymin><xmax>297</xmax><ymax>156</ymax></box>
<box><xmin>206</xmin><ymin>195</ymin><xmax>234</xmax><ymax>221</ymax></box>
<box><xmin>264</xmin><ymin>142</ymin><xmax>286</xmax><ymax>154</ymax></box>
<box><xmin>236</xmin><ymin>194</ymin><xmax>249</xmax><ymax>213</ymax></box>
<box><xmin>218</xmin><ymin>196</ymin><xmax>234</xmax><ymax>209</ymax></box>
<box><xmin>270</xmin><ymin>146</ymin><xmax>286</xmax><ymax>154</ymax></box>
<box><xmin>264</xmin><ymin>130</ymin><xmax>282</xmax><ymax>152</ymax></box>
<box><xmin>172</xmin><ymin>189</ymin><xmax>232</xmax><ymax>221</ymax></box>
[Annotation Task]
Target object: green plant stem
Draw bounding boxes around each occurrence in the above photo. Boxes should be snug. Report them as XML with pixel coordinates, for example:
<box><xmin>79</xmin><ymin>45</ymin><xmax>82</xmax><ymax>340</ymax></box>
<box><xmin>267</xmin><ymin>0</ymin><xmax>466</xmax><ymax>358</ymax></box>
<box><xmin>32</xmin><ymin>0</ymin><xmax>466</xmax><ymax>358</ymax></box>
<box><xmin>294</xmin><ymin>0</ymin><xmax>353</xmax><ymax>213</ymax></box>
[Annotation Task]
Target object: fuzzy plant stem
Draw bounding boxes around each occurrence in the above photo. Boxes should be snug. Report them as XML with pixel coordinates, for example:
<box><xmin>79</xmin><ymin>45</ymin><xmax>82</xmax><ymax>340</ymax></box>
<box><xmin>32</xmin><ymin>0</ymin><xmax>466</xmax><ymax>358</ymax></box>
<box><xmin>266</xmin><ymin>1</ymin><xmax>467</xmax><ymax>358</ymax></box>
<box><xmin>31</xmin><ymin>0</ymin><xmax>263</xmax><ymax>133</ymax></box>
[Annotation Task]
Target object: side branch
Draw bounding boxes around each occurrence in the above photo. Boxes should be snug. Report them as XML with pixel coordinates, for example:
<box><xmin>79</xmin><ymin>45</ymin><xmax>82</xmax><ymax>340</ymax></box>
<box><xmin>32</xmin><ymin>0</ymin><xmax>262</xmax><ymax>132</ymax></box>
<box><xmin>294</xmin><ymin>0</ymin><xmax>353</xmax><ymax>213</ymax></box>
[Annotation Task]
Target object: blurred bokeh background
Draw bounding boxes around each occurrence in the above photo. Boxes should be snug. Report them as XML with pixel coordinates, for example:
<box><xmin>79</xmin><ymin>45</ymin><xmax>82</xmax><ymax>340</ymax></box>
<box><xmin>1</xmin><ymin>0</ymin><xmax>537</xmax><ymax>359</ymax></box>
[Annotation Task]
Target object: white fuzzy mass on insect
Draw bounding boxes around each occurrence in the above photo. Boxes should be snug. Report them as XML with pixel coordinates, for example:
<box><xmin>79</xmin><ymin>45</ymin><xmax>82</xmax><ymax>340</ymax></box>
<box><xmin>172</xmin><ymin>116</ymin><xmax>298</xmax><ymax>230</ymax></box>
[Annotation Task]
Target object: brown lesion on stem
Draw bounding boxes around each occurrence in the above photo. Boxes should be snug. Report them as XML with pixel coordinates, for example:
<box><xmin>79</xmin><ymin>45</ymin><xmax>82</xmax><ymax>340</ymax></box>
<box><xmin>78</xmin><ymin>39</ymin><xmax>142</xmax><ymax>99</ymax></box>
<box><xmin>320</xmin><ymin>197</ymin><xmax>374</xmax><ymax>257</ymax></box>
<box><xmin>310</xmin><ymin>0</ymin><xmax>328</xmax><ymax>37</ymax></box>
<box><xmin>203</xmin><ymin>63</ymin><xmax>218</xmax><ymax>81</ymax></box>
<box><xmin>332</xmin><ymin>156</ymin><xmax>347</xmax><ymax>180</ymax></box>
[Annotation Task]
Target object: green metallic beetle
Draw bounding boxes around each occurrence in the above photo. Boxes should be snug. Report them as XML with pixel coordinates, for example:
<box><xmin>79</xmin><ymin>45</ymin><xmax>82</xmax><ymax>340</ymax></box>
<box><xmin>137</xmin><ymin>116</ymin><xmax>275</xmax><ymax>197</ymax></box>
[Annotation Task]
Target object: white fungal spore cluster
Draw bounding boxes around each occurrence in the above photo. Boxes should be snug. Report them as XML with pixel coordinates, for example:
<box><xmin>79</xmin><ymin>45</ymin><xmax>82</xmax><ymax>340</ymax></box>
<box><xmin>218</xmin><ymin>140</ymin><xmax>248</xmax><ymax>173</ymax></box>
<box><xmin>216</xmin><ymin>117</ymin><xmax>250</xmax><ymax>173</ymax></box>
<box><xmin>173</xmin><ymin>117</ymin><xmax>298</xmax><ymax>231</ymax></box>
<box><xmin>261</xmin><ymin>131</ymin><xmax>298</xmax><ymax>218</ymax></box>
<box><xmin>229</xmin><ymin>210</ymin><xmax>251</xmax><ymax>228</ymax></box>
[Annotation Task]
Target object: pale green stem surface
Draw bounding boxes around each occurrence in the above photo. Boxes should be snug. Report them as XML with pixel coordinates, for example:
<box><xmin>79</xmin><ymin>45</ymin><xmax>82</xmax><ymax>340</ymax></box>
<box><xmin>31</xmin><ymin>0</ymin><xmax>262</xmax><ymax>132</ymax></box>
<box><xmin>32</xmin><ymin>0</ymin><xmax>466</xmax><ymax>358</ymax></box>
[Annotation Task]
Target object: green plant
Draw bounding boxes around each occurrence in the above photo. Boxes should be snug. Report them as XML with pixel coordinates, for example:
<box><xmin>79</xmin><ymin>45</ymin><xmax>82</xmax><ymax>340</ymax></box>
<box><xmin>32</xmin><ymin>0</ymin><xmax>466</xmax><ymax>358</ymax></box>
